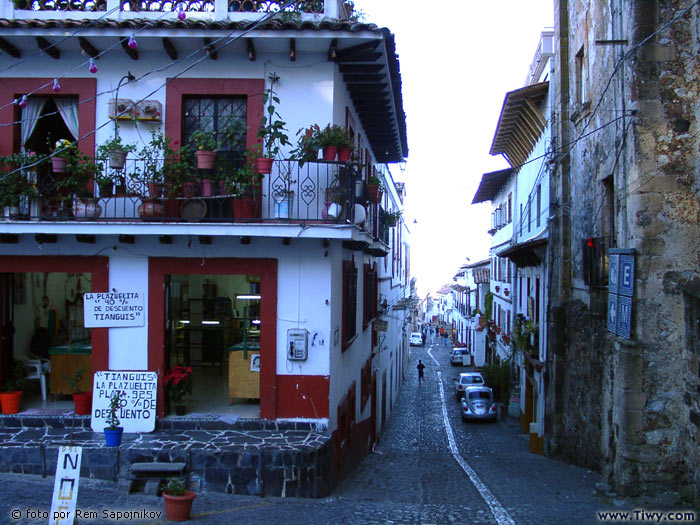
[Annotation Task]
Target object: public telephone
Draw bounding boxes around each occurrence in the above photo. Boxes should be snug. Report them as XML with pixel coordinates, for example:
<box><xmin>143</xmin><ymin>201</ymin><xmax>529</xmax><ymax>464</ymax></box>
<box><xmin>287</xmin><ymin>329</ymin><xmax>308</xmax><ymax>361</ymax></box>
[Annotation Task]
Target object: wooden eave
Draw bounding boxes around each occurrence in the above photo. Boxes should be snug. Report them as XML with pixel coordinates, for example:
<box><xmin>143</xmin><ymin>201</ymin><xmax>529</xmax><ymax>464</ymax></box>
<box><xmin>489</xmin><ymin>82</ymin><xmax>549</xmax><ymax>169</ymax></box>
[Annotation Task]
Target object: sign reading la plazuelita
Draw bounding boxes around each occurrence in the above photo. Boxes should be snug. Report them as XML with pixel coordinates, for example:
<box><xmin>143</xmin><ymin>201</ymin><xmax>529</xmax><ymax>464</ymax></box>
<box><xmin>91</xmin><ymin>371</ymin><xmax>157</xmax><ymax>432</ymax></box>
<box><xmin>83</xmin><ymin>292</ymin><xmax>144</xmax><ymax>327</ymax></box>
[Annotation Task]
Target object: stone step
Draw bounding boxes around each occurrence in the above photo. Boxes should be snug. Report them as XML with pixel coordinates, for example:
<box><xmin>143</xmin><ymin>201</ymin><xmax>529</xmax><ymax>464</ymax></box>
<box><xmin>130</xmin><ymin>462</ymin><xmax>187</xmax><ymax>477</ymax></box>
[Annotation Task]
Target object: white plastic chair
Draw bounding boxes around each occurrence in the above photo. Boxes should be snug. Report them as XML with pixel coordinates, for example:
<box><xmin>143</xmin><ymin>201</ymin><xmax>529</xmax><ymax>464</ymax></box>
<box><xmin>22</xmin><ymin>355</ymin><xmax>51</xmax><ymax>401</ymax></box>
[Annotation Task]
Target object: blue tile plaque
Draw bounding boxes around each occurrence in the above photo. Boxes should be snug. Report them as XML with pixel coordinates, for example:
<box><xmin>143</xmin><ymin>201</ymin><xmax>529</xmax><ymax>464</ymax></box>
<box><xmin>617</xmin><ymin>295</ymin><xmax>632</xmax><ymax>339</ymax></box>
<box><xmin>619</xmin><ymin>255</ymin><xmax>634</xmax><ymax>297</ymax></box>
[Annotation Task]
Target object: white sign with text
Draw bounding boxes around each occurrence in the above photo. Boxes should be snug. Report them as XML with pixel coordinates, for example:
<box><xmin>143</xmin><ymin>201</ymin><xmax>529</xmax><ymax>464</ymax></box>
<box><xmin>49</xmin><ymin>446</ymin><xmax>82</xmax><ymax>525</ymax></box>
<box><xmin>91</xmin><ymin>371</ymin><xmax>157</xmax><ymax>433</ymax></box>
<box><xmin>83</xmin><ymin>292</ymin><xmax>145</xmax><ymax>328</ymax></box>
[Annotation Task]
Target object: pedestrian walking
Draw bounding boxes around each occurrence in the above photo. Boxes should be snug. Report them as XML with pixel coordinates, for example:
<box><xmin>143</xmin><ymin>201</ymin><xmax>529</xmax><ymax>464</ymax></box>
<box><xmin>421</xmin><ymin>331</ymin><xmax>426</xmax><ymax>347</ymax></box>
<box><xmin>416</xmin><ymin>360</ymin><xmax>425</xmax><ymax>385</ymax></box>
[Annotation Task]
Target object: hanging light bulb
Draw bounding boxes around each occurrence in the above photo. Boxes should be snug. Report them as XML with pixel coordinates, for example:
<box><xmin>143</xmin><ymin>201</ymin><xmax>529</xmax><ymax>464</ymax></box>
<box><xmin>52</xmin><ymin>78</ymin><xmax>61</xmax><ymax>93</ymax></box>
<box><xmin>17</xmin><ymin>95</ymin><xmax>27</xmax><ymax>109</ymax></box>
<box><xmin>177</xmin><ymin>5</ymin><xmax>186</xmax><ymax>20</ymax></box>
<box><xmin>89</xmin><ymin>59</ymin><xmax>98</xmax><ymax>74</ymax></box>
<box><xmin>127</xmin><ymin>35</ymin><xmax>137</xmax><ymax>49</ymax></box>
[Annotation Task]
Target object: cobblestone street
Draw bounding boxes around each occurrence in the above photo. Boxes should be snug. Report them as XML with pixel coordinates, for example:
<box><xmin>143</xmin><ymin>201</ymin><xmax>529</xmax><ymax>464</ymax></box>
<box><xmin>1</xmin><ymin>338</ymin><xmax>694</xmax><ymax>524</ymax></box>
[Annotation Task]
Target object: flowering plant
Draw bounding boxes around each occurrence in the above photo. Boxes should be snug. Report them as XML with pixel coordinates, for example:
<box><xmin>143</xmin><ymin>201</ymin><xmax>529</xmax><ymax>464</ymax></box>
<box><xmin>53</xmin><ymin>138</ymin><xmax>76</xmax><ymax>159</ymax></box>
<box><xmin>163</xmin><ymin>365</ymin><xmax>192</xmax><ymax>404</ymax></box>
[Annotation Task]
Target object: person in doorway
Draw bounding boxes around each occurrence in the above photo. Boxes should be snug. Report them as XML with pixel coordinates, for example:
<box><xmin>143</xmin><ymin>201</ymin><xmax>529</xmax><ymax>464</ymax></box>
<box><xmin>416</xmin><ymin>360</ymin><xmax>425</xmax><ymax>385</ymax></box>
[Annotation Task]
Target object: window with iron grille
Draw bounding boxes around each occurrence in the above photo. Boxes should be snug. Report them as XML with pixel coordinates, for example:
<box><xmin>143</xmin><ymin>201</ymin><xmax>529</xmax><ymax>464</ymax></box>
<box><xmin>183</xmin><ymin>96</ymin><xmax>247</xmax><ymax>154</ymax></box>
<box><xmin>342</xmin><ymin>261</ymin><xmax>358</xmax><ymax>349</ymax></box>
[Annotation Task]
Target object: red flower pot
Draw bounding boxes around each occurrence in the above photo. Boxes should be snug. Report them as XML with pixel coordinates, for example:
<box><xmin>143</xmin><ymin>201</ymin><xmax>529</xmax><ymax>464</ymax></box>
<box><xmin>365</xmin><ymin>184</ymin><xmax>383</xmax><ymax>204</ymax></box>
<box><xmin>232</xmin><ymin>196</ymin><xmax>259</xmax><ymax>220</ymax></box>
<box><xmin>338</xmin><ymin>147</ymin><xmax>353</xmax><ymax>162</ymax></box>
<box><xmin>0</xmin><ymin>391</ymin><xmax>21</xmax><ymax>414</ymax></box>
<box><xmin>195</xmin><ymin>150</ymin><xmax>216</xmax><ymax>170</ymax></box>
<box><xmin>183</xmin><ymin>182</ymin><xmax>199</xmax><ymax>198</ymax></box>
<box><xmin>323</xmin><ymin>146</ymin><xmax>338</xmax><ymax>161</ymax></box>
<box><xmin>255</xmin><ymin>157</ymin><xmax>273</xmax><ymax>174</ymax></box>
<box><xmin>73</xmin><ymin>391</ymin><xmax>93</xmax><ymax>415</ymax></box>
<box><xmin>51</xmin><ymin>157</ymin><xmax>67</xmax><ymax>173</ymax></box>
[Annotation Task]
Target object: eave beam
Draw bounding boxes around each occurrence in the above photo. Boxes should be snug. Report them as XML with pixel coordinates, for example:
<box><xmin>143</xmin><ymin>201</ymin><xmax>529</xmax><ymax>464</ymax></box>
<box><xmin>36</xmin><ymin>37</ymin><xmax>60</xmax><ymax>60</ymax></box>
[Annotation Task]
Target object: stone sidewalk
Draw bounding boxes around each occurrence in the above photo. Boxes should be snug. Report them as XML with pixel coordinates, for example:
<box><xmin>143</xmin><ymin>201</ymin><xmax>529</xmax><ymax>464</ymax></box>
<box><xmin>0</xmin><ymin>413</ymin><xmax>332</xmax><ymax>498</ymax></box>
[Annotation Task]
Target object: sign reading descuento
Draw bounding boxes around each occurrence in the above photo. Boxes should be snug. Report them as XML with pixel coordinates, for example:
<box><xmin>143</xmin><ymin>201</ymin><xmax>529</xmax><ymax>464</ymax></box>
<box><xmin>91</xmin><ymin>371</ymin><xmax>157</xmax><ymax>433</ymax></box>
<box><xmin>83</xmin><ymin>292</ymin><xmax>145</xmax><ymax>327</ymax></box>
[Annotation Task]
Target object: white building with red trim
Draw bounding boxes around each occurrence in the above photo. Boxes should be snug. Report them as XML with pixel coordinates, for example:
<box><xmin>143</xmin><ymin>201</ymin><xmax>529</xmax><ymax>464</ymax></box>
<box><xmin>0</xmin><ymin>0</ymin><xmax>409</xmax><ymax>482</ymax></box>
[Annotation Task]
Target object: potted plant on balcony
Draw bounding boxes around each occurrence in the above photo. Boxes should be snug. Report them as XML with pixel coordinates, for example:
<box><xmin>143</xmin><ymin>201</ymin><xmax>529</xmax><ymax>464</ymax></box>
<box><xmin>381</xmin><ymin>209</ymin><xmax>401</xmax><ymax>228</ymax></box>
<box><xmin>97</xmin><ymin>135</ymin><xmax>137</xmax><ymax>171</ymax></box>
<box><xmin>0</xmin><ymin>360</ymin><xmax>26</xmax><ymax>414</ymax></box>
<box><xmin>163</xmin><ymin>365</ymin><xmax>192</xmax><ymax>416</ymax></box>
<box><xmin>365</xmin><ymin>175</ymin><xmax>383</xmax><ymax>204</ymax></box>
<box><xmin>188</xmin><ymin>126</ymin><xmax>218</xmax><ymax>172</ymax></box>
<box><xmin>256</xmin><ymin>75</ymin><xmax>290</xmax><ymax>174</ymax></box>
<box><xmin>162</xmin><ymin>478</ymin><xmax>196</xmax><ymax>521</ymax></box>
<box><xmin>64</xmin><ymin>366</ymin><xmax>92</xmax><ymax>416</ymax></box>
<box><xmin>0</xmin><ymin>154</ymin><xmax>37</xmax><ymax>219</ymax></box>
<box><xmin>290</xmin><ymin>124</ymin><xmax>321</xmax><ymax>168</ymax></box>
<box><xmin>104</xmin><ymin>390</ymin><xmax>125</xmax><ymax>447</ymax></box>
<box><xmin>53</xmin><ymin>145</ymin><xmax>104</xmax><ymax>219</ymax></box>
<box><xmin>227</xmin><ymin>150</ymin><xmax>264</xmax><ymax>220</ymax></box>
<box><xmin>50</xmin><ymin>138</ymin><xmax>75</xmax><ymax>173</ymax></box>
<box><xmin>334</xmin><ymin>126</ymin><xmax>354</xmax><ymax>162</ymax></box>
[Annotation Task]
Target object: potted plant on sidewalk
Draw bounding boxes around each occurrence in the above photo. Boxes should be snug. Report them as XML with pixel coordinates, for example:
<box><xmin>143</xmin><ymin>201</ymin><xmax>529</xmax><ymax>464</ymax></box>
<box><xmin>64</xmin><ymin>366</ymin><xmax>92</xmax><ymax>416</ymax></box>
<box><xmin>162</xmin><ymin>478</ymin><xmax>196</xmax><ymax>521</ymax></box>
<box><xmin>163</xmin><ymin>365</ymin><xmax>192</xmax><ymax>416</ymax></box>
<box><xmin>104</xmin><ymin>390</ymin><xmax>125</xmax><ymax>447</ymax></box>
<box><xmin>0</xmin><ymin>360</ymin><xmax>26</xmax><ymax>414</ymax></box>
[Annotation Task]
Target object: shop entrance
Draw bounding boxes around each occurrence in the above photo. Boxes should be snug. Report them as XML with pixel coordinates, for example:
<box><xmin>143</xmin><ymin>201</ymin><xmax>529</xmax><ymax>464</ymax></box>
<box><xmin>1</xmin><ymin>271</ymin><xmax>93</xmax><ymax>411</ymax></box>
<box><xmin>165</xmin><ymin>273</ymin><xmax>261</xmax><ymax>418</ymax></box>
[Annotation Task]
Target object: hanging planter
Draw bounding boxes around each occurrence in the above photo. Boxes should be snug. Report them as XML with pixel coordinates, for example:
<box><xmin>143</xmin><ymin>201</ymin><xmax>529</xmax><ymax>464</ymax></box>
<box><xmin>51</xmin><ymin>157</ymin><xmax>68</xmax><ymax>173</ymax></box>
<box><xmin>255</xmin><ymin>157</ymin><xmax>273</xmax><ymax>175</ymax></box>
<box><xmin>109</xmin><ymin>149</ymin><xmax>128</xmax><ymax>170</ymax></box>
<box><xmin>195</xmin><ymin>150</ymin><xmax>216</xmax><ymax>170</ymax></box>
<box><xmin>365</xmin><ymin>184</ymin><xmax>383</xmax><ymax>204</ymax></box>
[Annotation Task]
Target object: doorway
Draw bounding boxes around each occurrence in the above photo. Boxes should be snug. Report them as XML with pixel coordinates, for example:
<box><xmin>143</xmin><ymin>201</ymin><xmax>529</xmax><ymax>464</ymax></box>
<box><xmin>165</xmin><ymin>273</ymin><xmax>261</xmax><ymax>417</ymax></box>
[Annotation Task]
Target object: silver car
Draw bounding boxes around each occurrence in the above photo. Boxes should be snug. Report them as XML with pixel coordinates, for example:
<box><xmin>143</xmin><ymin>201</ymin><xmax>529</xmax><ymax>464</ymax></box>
<box><xmin>460</xmin><ymin>385</ymin><xmax>497</xmax><ymax>421</ymax></box>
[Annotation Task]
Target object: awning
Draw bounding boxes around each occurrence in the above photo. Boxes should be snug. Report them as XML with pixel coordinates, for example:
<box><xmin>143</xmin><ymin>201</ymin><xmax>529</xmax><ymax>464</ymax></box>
<box><xmin>471</xmin><ymin>168</ymin><xmax>513</xmax><ymax>204</ymax></box>
<box><xmin>497</xmin><ymin>237</ymin><xmax>547</xmax><ymax>267</ymax></box>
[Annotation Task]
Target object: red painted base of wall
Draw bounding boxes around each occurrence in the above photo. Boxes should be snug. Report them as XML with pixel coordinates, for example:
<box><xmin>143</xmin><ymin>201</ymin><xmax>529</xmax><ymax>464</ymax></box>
<box><xmin>276</xmin><ymin>375</ymin><xmax>329</xmax><ymax>419</ymax></box>
<box><xmin>333</xmin><ymin>416</ymin><xmax>373</xmax><ymax>486</ymax></box>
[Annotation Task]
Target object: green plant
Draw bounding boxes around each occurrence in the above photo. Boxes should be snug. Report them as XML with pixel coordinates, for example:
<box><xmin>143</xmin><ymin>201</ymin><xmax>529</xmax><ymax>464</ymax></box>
<box><xmin>511</xmin><ymin>314</ymin><xmax>539</xmax><ymax>359</ymax></box>
<box><xmin>481</xmin><ymin>362</ymin><xmax>511</xmax><ymax>405</ymax></box>
<box><xmin>484</xmin><ymin>291</ymin><xmax>493</xmax><ymax>321</ymax></box>
<box><xmin>0</xmin><ymin>153</ymin><xmax>39</xmax><ymax>208</ymax></box>
<box><xmin>96</xmin><ymin>135</ymin><xmax>137</xmax><ymax>158</ymax></box>
<box><xmin>52</xmin><ymin>138</ymin><xmax>77</xmax><ymax>160</ymax></box>
<box><xmin>290</xmin><ymin>124</ymin><xmax>321</xmax><ymax>167</ymax></box>
<box><xmin>136</xmin><ymin>130</ymin><xmax>191</xmax><ymax>193</ymax></box>
<box><xmin>64</xmin><ymin>366</ymin><xmax>85</xmax><ymax>395</ymax></box>
<box><xmin>3</xmin><ymin>360</ymin><xmax>26</xmax><ymax>392</ymax></box>
<box><xmin>218</xmin><ymin>117</ymin><xmax>248</xmax><ymax>152</ymax></box>
<box><xmin>188</xmin><ymin>127</ymin><xmax>218</xmax><ymax>152</ymax></box>
<box><xmin>257</xmin><ymin>74</ymin><xmax>290</xmax><ymax>159</ymax></box>
<box><xmin>53</xmin><ymin>145</ymin><xmax>104</xmax><ymax>199</ymax></box>
<box><xmin>382</xmin><ymin>209</ymin><xmax>402</xmax><ymax>227</ymax></box>
<box><xmin>105</xmin><ymin>391</ymin><xmax>125</xmax><ymax>430</ymax></box>
<box><xmin>163</xmin><ymin>478</ymin><xmax>187</xmax><ymax>496</ymax></box>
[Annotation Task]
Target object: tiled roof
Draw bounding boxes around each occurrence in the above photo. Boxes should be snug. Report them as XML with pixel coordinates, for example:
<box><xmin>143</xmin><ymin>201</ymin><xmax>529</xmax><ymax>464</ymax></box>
<box><xmin>471</xmin><ymin>168</ymin><xmax>513</xmax><ymax>204</ymax></box>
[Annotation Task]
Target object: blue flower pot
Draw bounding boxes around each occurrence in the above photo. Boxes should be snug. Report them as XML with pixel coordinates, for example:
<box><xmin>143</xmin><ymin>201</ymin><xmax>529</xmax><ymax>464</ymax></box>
<box><xmin>104</xmin><ymin>427</ymin><xmax>124</xmax><ymax>447</ymax></box>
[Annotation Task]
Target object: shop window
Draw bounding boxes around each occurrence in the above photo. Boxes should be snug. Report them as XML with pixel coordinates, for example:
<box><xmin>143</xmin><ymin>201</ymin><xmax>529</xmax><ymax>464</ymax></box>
<box><xmin>342</xmin><ymin>261</ymin><xmax>358</xmax><ymax>350</ymax></box>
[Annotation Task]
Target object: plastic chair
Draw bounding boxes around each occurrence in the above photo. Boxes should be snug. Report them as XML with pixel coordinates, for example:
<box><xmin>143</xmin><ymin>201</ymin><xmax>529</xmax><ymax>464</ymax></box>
<box><xmin>21</xmin><ymin>355</ymin><xmax>51</xmax><ymax>401</ymax></box>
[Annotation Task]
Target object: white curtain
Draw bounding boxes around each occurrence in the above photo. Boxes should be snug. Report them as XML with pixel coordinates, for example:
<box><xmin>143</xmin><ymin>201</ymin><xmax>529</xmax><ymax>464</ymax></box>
<box><xmin>55</xmin><ymin>97</ymin><xmax>79</xmax><ymax>141</ymax></box>
<box><xmin>20</xmin><ymin>97</ymin><xmax>47</xmax><ymax>150</ymax></box>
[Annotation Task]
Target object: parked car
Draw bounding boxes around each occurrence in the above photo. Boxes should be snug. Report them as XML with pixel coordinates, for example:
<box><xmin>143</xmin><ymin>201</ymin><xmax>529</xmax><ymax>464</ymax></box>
<box><xmin>449</xmin><ymin>347</ymin><xmax>469</xmax><ymax>366</ymax></box>
<box><xmin>409</xmin><ymin>332</ymin><xmax>423</xmax><ymax>347</ymax></box>
<box><xmin>454</xmin><ymin>372</ymin><xmax>485</xmax><ymax>400</ymax></box>
<box><xmin>460</xmin><ymin>385</ymin><xmax>497</xmax><ymax>421</ymax></box>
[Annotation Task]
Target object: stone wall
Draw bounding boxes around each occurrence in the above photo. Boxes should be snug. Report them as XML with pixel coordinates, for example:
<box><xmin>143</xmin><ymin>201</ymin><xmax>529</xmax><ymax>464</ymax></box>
<box><xmin>548</xmin><ymin>0</ymin><xmax>700</xmax><ymax>502</ymax></box>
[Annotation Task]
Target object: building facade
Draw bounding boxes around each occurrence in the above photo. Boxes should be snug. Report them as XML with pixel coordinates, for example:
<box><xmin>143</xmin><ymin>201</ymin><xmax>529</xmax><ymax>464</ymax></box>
<box><xmin>0</xmin><ymin>0</ymin><xmax>409</xmax><ymax>483</ymax></box>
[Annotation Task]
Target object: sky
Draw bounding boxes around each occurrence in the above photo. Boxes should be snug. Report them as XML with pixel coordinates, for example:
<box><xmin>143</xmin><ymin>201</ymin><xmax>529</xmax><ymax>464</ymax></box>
<box><xmin>352</xmin><ymin>0</ymin><xmax>554</xmax><ymax>297</ymax></box>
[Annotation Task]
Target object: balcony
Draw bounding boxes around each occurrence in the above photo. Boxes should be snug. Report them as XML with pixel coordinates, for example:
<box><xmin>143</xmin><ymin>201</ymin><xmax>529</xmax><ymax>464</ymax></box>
<box><xmin>0</xmin><ymin>157</ymin><xmax>392</xmax><ymax>245</ymax></box>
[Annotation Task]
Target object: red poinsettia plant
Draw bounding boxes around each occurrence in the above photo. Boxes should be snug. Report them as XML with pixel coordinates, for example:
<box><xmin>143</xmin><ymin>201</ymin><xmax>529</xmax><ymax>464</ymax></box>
<box><xmin>163</xmin><ymin>365</ymin><xmax>192</xmax><ymax>404</ymax></box>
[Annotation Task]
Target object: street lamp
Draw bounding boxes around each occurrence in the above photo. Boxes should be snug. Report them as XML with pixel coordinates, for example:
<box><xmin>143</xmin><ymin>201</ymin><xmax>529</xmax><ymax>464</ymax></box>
<box><xmin>113</xmin><ymin>71</ymin><xmax>136</xmax><ymax>139</ymax></box>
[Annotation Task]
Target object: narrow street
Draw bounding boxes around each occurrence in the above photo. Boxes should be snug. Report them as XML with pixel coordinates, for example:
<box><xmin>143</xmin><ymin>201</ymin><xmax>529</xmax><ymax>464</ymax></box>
<box><xmin>0</xmin><ymin>337</ymin><xmax>676</xmax><ymax>524</ymax></box>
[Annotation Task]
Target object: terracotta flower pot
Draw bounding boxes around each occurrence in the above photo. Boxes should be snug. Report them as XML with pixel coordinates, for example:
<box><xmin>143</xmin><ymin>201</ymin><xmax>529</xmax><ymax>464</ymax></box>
<box><xmin>137</xmin><ymin>198</ymin><xmax>165</xmax><ymax>221</ymax></box>
<box><xmin>163</xmin><ymin>491</ymin><xmax>196</xmax><ymax>522</ymax></box>
<box><xmin>72</xmin><ymin>198</ymin><xmax>102</xmax><ymax>220</ymax></box>
<box><xmin>338</xmin><ymin>147</ymin><xmax>353</xmax><ymax>162</ymax></box>
<box><xmin>322</xmin><ymin>146</ymin><xmax>338</xmax><ymax>161</ymax></box>
<box><xmin>182</xmin><ymin>182</ymin><xmax>199</xmax><ymax>198</ymax></box>
<box><xmin>232</xmin><ymin>196</ymin><xmax>259</xmax><ymax>220</ymax></box>
<box><xmin>365</xmin><ymin>184</ymin><xmax>383</xmax><ymax>204</ymax></box>
<box><xmin>51</xmin><ymin>157</ymin><xmax>67</xmax><ymax>173</ymax></box>
<box><xmin>195</xmin><ymin>150</ymin><xmax>216</xmax><ymax>170</ymax></box>
<box><xmin>255</xmin><ymin>157</ymin><xmax>273</xmax><ymax>174</ymax></box>
<box><xmin>0</xmin><ymin>391</ymin><xmax>22</xmax><ymax>414</ymax></box>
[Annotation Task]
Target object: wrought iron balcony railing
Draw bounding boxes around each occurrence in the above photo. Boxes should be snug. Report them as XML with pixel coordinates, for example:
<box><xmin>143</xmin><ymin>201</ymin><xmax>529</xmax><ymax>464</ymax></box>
<box><xmin>1</xmin><ymin>157</ymin><xmax>391</xmax><ymax>244</ymax></box>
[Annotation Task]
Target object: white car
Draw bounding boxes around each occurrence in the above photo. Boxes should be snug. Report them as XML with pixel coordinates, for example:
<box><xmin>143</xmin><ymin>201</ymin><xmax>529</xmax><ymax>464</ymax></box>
<box><xmin>409</xmin><ymin>332</ymin><xmax>423</xmax><ymax>346</ymax></box>
<box><xmin>449</xmin><ymin>348</ymin><xmax>469</xmax><ymax>366</ymax></box>
<box><xmin>454</xmin><ymin>372</ymin><xmax>485</xmax><ymax>400</ymax></box>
